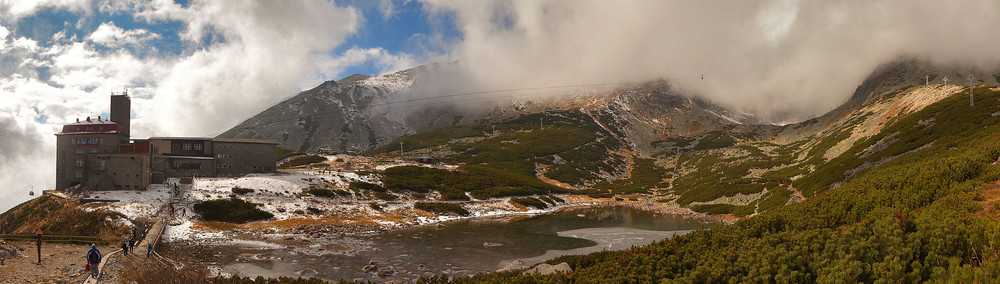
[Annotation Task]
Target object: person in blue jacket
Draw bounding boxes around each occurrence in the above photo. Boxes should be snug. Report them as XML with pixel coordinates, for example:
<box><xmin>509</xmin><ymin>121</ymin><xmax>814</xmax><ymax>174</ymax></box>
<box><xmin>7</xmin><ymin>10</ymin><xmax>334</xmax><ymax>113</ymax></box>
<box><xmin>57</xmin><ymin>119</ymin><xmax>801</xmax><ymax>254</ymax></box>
<box><xmin>86</xmin><ymin>244</ymin><xmax>102</xmax><ymax>277</ymax></box>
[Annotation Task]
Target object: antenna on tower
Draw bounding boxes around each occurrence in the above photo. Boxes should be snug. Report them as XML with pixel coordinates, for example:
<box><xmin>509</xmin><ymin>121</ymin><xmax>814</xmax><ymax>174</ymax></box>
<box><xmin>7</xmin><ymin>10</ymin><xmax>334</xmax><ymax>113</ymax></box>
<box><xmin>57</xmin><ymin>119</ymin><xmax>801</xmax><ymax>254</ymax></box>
<box><xmin>967</xmin><ymin>74</ymin><xmax>975</xmax><ymax>108</ymax></box>
<box><xmin>925</xmin><ymin>74</ymin><xmax>929</xmax><ymax>85</ymax></box>
<box><xmin>942</xmin><ymin>76</ymin><xmax>949</xmax><ymax>85</ymax></box>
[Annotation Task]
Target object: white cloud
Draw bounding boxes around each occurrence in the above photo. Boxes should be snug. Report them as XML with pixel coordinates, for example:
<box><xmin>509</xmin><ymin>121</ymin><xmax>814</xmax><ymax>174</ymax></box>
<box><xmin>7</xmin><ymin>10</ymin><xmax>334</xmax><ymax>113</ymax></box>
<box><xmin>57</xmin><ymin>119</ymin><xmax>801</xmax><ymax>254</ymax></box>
<box><xmin>418</xmin><ymin>0</ymin><xmax>1000</xmax><ymax>122</ymax></box>
<box><xmin>320</xmin><ymin>46</ymin><xmax>418</xmax><ymax>77</ymax></box>
<box><xmin>0</xmin><ymin>0</ymin><xmax>91</xmax><ymax>20</ymax></box>
<box><xmin>0</xmin><ymin>0</ymin><xmax>366</xmax><ymax>212</ymax></box>
<box><xmin>86</xmin><ymin>21</ymin><xmax>158</xmax><ymax>47</ymax></box>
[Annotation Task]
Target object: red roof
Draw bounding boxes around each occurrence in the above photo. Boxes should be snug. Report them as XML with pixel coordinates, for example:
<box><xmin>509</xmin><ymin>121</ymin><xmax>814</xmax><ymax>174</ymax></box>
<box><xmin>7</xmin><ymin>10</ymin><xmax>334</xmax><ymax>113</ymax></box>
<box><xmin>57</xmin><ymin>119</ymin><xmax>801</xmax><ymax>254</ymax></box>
<box><xmin>60</xmin><ymin>119</ymin><xmax>123</xmax><ymax>134</ymax></box>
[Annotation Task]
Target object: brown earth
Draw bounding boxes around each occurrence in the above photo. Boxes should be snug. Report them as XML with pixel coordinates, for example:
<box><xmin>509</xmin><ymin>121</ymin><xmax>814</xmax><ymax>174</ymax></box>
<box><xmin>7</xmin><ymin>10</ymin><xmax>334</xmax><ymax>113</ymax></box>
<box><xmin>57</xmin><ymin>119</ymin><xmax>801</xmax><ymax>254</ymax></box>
<box><xmin>0</xmin><ymin>241</ymin><xmax>98</xmax><ymax>283</ymax></box>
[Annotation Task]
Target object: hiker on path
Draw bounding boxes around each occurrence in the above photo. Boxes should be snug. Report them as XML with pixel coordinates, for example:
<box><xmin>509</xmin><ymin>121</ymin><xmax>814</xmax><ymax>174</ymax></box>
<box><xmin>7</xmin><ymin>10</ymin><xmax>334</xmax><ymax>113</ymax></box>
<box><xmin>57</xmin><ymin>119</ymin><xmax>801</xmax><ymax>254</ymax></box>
<box><xmin>146</xmin><ymin>243</ymin><xmax>153</xmax><ymax>258</ymax></box>
<box><xmin>86</xmin><ymin>244</ymin><xmax>102</xmax><ymax>277</ymax></box>
<box><xmin>121</xmin><ymin>240</ymin><xmax>128</xmax><ymax>255</ymax></box>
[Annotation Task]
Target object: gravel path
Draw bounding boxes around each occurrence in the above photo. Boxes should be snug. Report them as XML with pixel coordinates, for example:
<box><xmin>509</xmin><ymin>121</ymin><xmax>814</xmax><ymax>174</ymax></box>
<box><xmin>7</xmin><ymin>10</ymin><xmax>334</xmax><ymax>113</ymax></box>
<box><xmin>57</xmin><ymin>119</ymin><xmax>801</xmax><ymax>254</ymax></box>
<box><xmin>0</xmin><ymin>240</ymin><xmax>99</xmax><ymax>283</ymax></box>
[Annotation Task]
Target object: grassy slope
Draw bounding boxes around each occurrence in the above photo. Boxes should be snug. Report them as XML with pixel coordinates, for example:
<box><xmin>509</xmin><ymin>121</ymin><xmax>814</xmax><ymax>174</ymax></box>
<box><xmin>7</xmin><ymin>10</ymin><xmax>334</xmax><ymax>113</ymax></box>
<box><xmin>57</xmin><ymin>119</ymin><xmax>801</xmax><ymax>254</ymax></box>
<box><xmin>0</xmin><ymin>195</ymin><xmax>130</xmax><ymax>241</ymax></box>
<box><xmin>438</xmin><ymin>87</ymin><xmax>1000</xmax><ymax>282</ymax></box>
<box><xmin>369</xmin><ymin>110</ymin><xmax>628</xmax><ymax>188</ymax></box>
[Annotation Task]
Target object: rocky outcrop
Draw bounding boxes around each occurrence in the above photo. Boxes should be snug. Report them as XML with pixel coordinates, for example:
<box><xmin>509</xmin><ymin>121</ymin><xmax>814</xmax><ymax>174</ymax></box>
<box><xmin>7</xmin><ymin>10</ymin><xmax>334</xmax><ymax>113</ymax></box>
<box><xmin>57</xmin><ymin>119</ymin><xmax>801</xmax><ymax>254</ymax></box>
<box><xmin>523</xmin><ymin>262</ymin><xmax>572</xmax><ymax>275</ymax></box>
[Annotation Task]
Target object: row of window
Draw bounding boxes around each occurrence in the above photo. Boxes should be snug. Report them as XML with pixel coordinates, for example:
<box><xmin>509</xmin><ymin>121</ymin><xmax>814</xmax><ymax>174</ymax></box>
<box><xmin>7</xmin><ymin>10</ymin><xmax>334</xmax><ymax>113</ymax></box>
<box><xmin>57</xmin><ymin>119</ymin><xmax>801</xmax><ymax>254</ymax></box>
<box><xmin>181</xmin><ymin>143</ymin><xmax>204</xmax><ymax>151</ymax></box>
<box><xmin>71</xmin><ymin>138</ymin><xmax>104</xmax><ymax>145</ymax></box>
<box><xmin>75</xmin><ymin>149</ymin><xmax>103</xmax><ymax>154</ymax></box>
<box><xmin>216</xmin><ymin>154</ymin><xmax>233</xmax><ymax>159</ymax></box>
<box><xmin>73</xmin><ymin>126</ymin><xmax>107</xmax><ymax>132</ymax></box>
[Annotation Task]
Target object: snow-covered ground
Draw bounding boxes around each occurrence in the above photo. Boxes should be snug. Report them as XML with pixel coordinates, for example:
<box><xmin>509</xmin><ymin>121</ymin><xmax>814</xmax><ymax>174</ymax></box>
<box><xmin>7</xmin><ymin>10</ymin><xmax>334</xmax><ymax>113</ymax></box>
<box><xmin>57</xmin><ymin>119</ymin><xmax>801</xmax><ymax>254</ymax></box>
<box><xmin>78</xmin><ymin>168</ymin><xmax>604</xmax><ymax>255</ymax></box>
<box><xmin>81</xmin><ymin>184</ymin><xmax>172</xmax><ymax>220</ymax></box>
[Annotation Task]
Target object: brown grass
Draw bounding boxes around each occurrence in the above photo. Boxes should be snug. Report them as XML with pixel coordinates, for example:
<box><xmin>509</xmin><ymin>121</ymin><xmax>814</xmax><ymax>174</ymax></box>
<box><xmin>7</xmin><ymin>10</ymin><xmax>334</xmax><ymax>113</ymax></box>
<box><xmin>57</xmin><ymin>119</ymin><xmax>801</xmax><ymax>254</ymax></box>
<box><xmin>977</xmin><ymin>181</ymin><xmax>1000</xmax><ymax>217</ymax></box>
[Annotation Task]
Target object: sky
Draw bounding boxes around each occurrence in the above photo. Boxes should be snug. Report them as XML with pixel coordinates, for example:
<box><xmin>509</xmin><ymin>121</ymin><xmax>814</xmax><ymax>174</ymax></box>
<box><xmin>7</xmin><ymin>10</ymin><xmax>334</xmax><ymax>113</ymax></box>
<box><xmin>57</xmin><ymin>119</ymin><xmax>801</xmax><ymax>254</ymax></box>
<box><xmin>2</xmin><ymin>0</ymin><xmax>1000</xmax><ymax>212</ymax></box>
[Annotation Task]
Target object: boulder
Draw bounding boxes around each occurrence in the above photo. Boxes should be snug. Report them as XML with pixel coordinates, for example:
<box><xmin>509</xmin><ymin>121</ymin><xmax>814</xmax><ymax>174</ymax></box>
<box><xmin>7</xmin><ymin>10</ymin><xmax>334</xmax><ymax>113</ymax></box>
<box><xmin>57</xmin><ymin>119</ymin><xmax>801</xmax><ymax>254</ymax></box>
<box><xmin>483</xmin><ymin>242</ymin><xmax>503</xmax><ymax>247</ymax></box>
<box><xmin>377</xmin><ymin>267</ymin><xmax>395</xmax><ymax>277</ymax></box>
<box><xmin>296</xmin><ymin>268</ymin><xmax>318</xmax><ymax>275</ymax></box>
<box><xmin>369</xmin><ymin>258</ymin><xmax>389</xmax><ymax>265</ymax></box>
<box><xmin>522</xmin><ymin>262</ymin><xmax>572</xmax><ymax>275</ymax></box>
<box><xmin>362</xmin><ymin>264</ymin><xmax>377</xmax><ymax>273</ymax></box>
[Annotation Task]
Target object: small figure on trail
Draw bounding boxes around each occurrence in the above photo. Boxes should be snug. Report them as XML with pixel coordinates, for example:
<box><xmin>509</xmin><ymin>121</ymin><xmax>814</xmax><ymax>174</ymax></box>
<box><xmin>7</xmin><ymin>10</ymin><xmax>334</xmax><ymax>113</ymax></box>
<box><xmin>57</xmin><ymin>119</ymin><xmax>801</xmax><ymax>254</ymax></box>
<box><xmin>146</xmin><ymin>243</ymin><xmax>153</xmax><ymax>258</ymax></box>
<box><xmin>182</xmin><ymin>208</ymin><xmax>186</xmax><ymax>218</ymax></box>
<box><xmin>86</xmin><ymin>244</ymin><xmax>102</xmax><ymax>277</ymax></box>
<box><xmin>129</xmin><ymin>238</ymin><xmax>135</xmax><ymax>253</ymax></box>
<box><xmin>121</xmin><ymin>240</ymin><xmax>128</xmax><ymax>255</ymax></box>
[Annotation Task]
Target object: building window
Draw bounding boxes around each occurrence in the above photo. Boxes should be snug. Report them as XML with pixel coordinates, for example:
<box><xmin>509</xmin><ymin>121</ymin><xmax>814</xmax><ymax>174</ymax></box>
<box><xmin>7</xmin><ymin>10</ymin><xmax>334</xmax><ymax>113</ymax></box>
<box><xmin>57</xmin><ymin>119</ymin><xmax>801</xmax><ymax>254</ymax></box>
<box><xmin>183</xmin><ymin>143</ymin><xmax>191</xmax><ymax>151</ymax></box>
<box><xmin>194</xmin><ymin>143</ymin><xmax>203</xmax><ymax>151</ymax></box>
<box><xmin>90</xmin><ymin>149</ymin><xmax>98</xmax><ymax>153</ymax></box>
<box><xmin>74</xmin><ymin>172</ymin><xmax>82</xmax><ymax>179</ymax></box>
<box><xmin>76</xmin><ymin>149</ymin><xmax>84</xmax><ymax>154</ymax></box>
<box><xmin>75</xmin><ymin>160</ymin><xmax>84</xmax><ymax>167</ymax></box>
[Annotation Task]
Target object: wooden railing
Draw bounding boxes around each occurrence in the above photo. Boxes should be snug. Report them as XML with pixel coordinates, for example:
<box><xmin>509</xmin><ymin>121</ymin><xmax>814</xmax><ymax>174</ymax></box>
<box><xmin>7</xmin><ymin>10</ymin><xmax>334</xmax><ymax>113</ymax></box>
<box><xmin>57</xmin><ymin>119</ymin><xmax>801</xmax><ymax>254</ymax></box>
<box><xmin>0</xmin><ymin>234</ymin><xmax>109</xmax><ymax>245</ymax></box>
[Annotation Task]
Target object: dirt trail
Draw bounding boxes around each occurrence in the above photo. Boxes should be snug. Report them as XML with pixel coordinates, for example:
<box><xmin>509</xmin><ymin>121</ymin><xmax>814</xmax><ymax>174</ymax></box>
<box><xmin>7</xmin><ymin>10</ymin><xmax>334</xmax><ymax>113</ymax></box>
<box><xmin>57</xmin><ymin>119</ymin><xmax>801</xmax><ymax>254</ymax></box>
<box><xmin>0</xmin><ymin>241</ymin><xmax>96</xmax><ymax>283</ymax></box>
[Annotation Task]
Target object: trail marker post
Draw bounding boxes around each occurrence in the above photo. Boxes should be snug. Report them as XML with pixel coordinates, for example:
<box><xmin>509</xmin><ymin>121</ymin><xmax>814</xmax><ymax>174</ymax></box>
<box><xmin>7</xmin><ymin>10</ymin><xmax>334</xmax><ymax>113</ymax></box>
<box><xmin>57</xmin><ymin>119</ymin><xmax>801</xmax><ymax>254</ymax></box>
<box><xmin>35</xmin><ymin>228</ymin><xmax>42</xmax><ymax>264</ymax></box>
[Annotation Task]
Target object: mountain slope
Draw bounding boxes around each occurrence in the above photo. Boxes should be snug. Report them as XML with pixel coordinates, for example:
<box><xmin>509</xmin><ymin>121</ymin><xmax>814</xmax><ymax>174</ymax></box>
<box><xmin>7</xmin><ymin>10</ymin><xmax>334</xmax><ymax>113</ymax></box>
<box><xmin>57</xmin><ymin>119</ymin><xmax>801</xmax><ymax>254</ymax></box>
<box><xmin>360</xmin><ymin>60</ymin><xmax>998</xmax><ymax>217</ymax></box>
<box><xmin>440</xmin><ymin>84</ymin><xmax>1000</xmax><ymax>283</ymax></box>
<box><xmin>219</xmin><ymin>70</ymin><xmax>417</xmax><ymax>152</ymax></box>
<box><xmin>219</xmin><ymin>69</ymin><xmax>760</xmax><ymax>154</ymax></box>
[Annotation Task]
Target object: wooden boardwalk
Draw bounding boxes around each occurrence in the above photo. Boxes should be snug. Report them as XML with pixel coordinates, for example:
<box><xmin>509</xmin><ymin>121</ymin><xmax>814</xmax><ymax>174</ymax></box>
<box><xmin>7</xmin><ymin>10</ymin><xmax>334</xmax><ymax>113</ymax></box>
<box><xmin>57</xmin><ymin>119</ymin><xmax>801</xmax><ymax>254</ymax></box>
<box><xmin>82</xmin><ymin>188</ymin><xmax>178</xmax><ymax>284</ymax></box>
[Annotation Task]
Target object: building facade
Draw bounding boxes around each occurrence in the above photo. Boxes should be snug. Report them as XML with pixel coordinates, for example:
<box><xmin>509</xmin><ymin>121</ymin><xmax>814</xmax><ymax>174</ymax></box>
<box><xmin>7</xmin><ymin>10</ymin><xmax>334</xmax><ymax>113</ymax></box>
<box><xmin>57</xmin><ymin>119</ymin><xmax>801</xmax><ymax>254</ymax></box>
<box><xmin>54</xmin><ymin>118</ymin><xmax>126</xmax><ymax>189</ymax></box>
<box><xmin>56</xmin><ymin>94</ymin><xmax>278</xmax><ymax>190</ymax></box>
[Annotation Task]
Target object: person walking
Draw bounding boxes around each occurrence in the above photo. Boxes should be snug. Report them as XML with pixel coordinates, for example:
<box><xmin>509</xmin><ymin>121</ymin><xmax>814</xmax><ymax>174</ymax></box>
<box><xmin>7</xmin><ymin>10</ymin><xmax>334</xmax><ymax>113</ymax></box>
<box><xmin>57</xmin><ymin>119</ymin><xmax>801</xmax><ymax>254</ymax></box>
<box><xmin>146</xmin><ymin>243</ymin><xmax>153</xmax><ymax>258</ymax></box>
<box><xmin>86</xmin><ymin>244</ymin><xmax>102</xmax><ymax>277</ymax></box>
<box><xmin>121</xmin><ymin>240</ymin><xmax>128</xmax><ymax>255</ymax></box>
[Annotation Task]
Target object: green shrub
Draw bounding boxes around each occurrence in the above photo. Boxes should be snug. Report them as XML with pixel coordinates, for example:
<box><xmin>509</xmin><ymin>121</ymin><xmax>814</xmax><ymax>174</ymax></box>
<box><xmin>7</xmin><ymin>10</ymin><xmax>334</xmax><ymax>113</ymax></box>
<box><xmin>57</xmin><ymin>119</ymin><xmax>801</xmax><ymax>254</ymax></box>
<box><xmin>306</xmin><ymin>188</ymin><xmax>346</xmax><ymax>198</ymax></box>
<box><xmin>193</xmin><ymin>198</ymin><xmax>273</xmax><ymax>223</ymax></box>
<box><xmin>511</xmin><ymin>197</ymin><xmax>548</xmax><ymax>209</ymax></box>
<box><xmin>693</xmin><ymin>131</ymin><xmax>737</xmax><ymax>151</ymax></box>
<box><xmin>373</xmin><ymin>192</ymin><xmax>398</xmax><ymax>201</ymax></box>
<box><xmin>279</xmin><ymin>155</ymin><xmax>326</xmax><ymax>168</ymax></box>
<box><xmin>276</xmin><ymin>147</ymin><xmax>303</xmax><ymax>161</ymax></box>
<box><xmin>350</xmin><ymin>181</ymin><xmax>386</xmax><ymax>192</ymax></box>
<box><xmin>439</xmin><ymin>188</ymin><xmax>470</xmax><ymax>201</ymax></box>
<box><xmin>548</xmin><ymin>195</ymin><xmax>565</xmax><ymax>203</ymax></box>
<box><xmin>231</xmin><ymin>187</ymin><xmax>254</xmax><ymax>195</ymax></box>
<box><xmin>414</xmin><ymin>202</ymin><xmax>470</xmax><ymax>216</ymax></box>
<box><xmin>538</xmin><ymin>195</ymin><xmax>556</xmax><ymax>205</ymax></box>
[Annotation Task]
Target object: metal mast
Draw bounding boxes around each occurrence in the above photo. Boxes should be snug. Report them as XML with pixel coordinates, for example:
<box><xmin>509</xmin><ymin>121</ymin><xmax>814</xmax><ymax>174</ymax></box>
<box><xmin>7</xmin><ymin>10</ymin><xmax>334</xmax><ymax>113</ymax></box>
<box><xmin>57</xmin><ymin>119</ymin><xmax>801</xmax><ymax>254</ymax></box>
<box><xmin>968</xmin><ymin>74</ymin><xmax>975</xmax><ymax>108</ymax></box>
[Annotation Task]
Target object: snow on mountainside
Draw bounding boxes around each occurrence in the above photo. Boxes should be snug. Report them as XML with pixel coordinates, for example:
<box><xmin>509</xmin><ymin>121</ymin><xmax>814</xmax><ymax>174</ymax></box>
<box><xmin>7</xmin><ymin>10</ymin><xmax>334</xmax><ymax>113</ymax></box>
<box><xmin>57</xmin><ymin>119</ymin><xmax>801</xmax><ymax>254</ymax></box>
<box><xmin>219</xmin><ymin>69</ymin><xmax>760</xmax><ymax>154</ymax></box>
<box><xmin>219</xmin><ymin>69</ymin><xmax>418</xmax><ymax>152</ymax></box>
